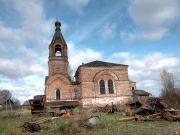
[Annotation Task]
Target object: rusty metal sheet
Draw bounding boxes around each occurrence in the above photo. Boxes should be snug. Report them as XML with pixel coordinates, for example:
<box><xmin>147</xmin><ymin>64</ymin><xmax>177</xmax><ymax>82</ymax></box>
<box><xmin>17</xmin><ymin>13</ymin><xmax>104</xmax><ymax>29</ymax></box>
<box><xmin>125</xmin><ymin>97</ymin><xmax>168</xmax><ymax>116</ymax></box>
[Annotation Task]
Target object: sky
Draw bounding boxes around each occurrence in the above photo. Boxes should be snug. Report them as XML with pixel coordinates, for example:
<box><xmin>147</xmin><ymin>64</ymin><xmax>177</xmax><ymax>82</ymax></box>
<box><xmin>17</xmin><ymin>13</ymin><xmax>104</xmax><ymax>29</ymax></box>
<box><xmin>0</xmin><ymin>0</ymin><xmax>180</xmax><ymax>104</ymax></box>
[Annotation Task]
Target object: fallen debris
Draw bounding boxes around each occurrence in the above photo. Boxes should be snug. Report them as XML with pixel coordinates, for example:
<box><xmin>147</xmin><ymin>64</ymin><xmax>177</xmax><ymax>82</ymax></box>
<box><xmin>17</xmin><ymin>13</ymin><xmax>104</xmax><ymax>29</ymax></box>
<box><xmin>21</xmin><ymin>122</ymin><xmax>50</xmax><ymax>132</ymax></box>
<box><xmin>88</xmin><ymin>116</ymin><xmax>100</xmax><ymax>126</ymax></box>
<box><xmin>96</xmin><ymin>102</ymin><xmax>118</xmax><ymax>113</ymax></box>
<box><xmin>124</xmin><ymin>97</ymin><xmax>168</xmax><ymax>116</ymax></box>
<box><xmin>30</xmin><ymin>116</ymin><xmax>51</xmax><ymax>124</ymax></box>
<box><xmin>163</xmin><ymin>109</ymin><xmax>180</xmax><ymax>122</ymax></box>
<box><xmin>119</xmin><ymin>113</ymin><xmax>162</xmax><ymax>121</ymax></box>
<box><xmin>21</xmin><ymin>116</ymin><xmax>51</xmax><ymax>132</ymax></box>
<box><xmin>63</xmin><ymin>112</ymin><xmax>73</xmax><ymax>117</ymax></box>
<box><xmin>121</xmin><ymin>97</ymin><xmax>180</xmax><ymax>122</ymax></box>
<box><xmin>71</xmin><ymin>114</ymin><xmax>98</xmax><ymax>133</ymax></box>
<box><xmin>29</xmin><ymin>95</ymin><xmax>79</xmax><ymax>115</ymax></box>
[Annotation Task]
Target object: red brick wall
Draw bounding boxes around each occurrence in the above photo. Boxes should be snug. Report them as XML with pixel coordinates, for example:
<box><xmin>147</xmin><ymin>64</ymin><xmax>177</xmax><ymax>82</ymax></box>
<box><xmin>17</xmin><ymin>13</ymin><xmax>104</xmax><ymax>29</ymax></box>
<box><xmin>45</xmin><ymin>75</ymin><xmax>80</xmax><ymax>102</ymax></box>
<box><xmin>77</xmin><ymin>66</ymin><xmax>135</xmax><ymax>106</ymax></box>
<box><xmin>45</xmin><ymin>65</ymin><xmax>136</xmax><ymax>106</ymax></box>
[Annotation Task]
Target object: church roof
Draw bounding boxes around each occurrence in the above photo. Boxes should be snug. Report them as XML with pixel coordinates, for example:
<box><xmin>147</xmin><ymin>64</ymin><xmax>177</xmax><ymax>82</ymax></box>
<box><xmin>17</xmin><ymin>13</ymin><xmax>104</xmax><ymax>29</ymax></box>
<box><xmin>51</xmin><ymin>20</ymin><xmax>67</xmax><ymax>45</ymax></box>
<box><xmin>0</xmin><ymin>98</ymin><xmax>14</xmax><ymax>105</ymax></box>
<box><xmin>22</xmin><ymin>101</ymin><xmax>30</xmax><ymax>106</ymax></box>
<box><xmin>74</xmin><ymin>60</ymin><xmax>128</xmax><ymax>78</ymax></box>
<box><xmin>0</xmin><ymin>98</ymin><xmax>6</xmax><ymax>105</ymax></box>
<box><xmin>79</xmin><ymin>60</ymin><xmax>128</xmax><ymax>67</ymax></box>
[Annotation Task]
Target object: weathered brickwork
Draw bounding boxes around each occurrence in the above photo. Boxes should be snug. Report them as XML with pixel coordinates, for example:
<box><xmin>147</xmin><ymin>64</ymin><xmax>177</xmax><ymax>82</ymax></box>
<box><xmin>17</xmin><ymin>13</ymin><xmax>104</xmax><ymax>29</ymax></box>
<box><xmin>44</xmin><ymin>21</ymin><xmax>136</xmax><ymax>106</ymax></box>
<box><xmin>75</xmin><ymin>66</ymin><xmax>136</xmax><ymax>106</ymax></box>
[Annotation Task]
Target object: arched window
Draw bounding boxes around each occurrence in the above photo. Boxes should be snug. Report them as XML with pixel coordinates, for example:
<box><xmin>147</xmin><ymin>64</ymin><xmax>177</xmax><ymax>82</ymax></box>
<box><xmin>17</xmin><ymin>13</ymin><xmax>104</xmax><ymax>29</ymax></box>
<box><xmin>99</xmin><ymin>80</ymin><xmax>105</xmax><ymax>94</ymax></box>
<box><xmin>73</xmin><ymin>89</ymin><xmax>78</xmax><ymax>99</ymax></box>
<box><xmin>108</xmin><ymin>79</ymin><xmax>114</xmax><ymax>94</ymax></box>
<box><xmin>56</xmin><ymin>89</ymin><xmax>60</xmax><ymax>99</ymax></box>
<box><xmin>55</xmin><ymin>45</ymin><xmax>61</xmax><ymax>56</ymax></box>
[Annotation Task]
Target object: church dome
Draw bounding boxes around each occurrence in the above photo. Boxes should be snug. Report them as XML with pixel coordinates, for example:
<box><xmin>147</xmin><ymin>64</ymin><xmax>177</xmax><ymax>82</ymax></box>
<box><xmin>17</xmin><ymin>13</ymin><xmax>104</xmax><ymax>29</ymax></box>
<box><xmin>55</xmin><ymin>20</ymin><xmax>61</xmax><ymax>27</ymax></box>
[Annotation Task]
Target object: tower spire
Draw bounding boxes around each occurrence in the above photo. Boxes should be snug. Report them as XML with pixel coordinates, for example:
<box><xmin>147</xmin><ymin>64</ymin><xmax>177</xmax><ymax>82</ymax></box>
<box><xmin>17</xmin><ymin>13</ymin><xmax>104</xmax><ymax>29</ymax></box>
<box><xmin>51</xmin><ymin>20</ymin><xmax>66</xmax><ymax>45</ymax></box>
<box><xmin>55</xmin><ymin>20</ymin><xmax>61</xmax><ymax>30</ymax></box>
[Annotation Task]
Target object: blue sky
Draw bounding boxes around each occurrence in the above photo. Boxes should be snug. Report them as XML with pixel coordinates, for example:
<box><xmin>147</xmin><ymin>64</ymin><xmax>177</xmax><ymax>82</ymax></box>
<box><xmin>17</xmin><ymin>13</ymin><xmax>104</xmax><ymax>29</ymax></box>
<box><xmin>0</xmin><ymin>0</ymin><xmax>180</xmax><ymax>104</ymax></box>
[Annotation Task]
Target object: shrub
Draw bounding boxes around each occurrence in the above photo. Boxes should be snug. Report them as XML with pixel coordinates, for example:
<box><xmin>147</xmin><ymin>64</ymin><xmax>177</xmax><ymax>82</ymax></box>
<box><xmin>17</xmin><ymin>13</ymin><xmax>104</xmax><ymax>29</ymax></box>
<box><xmin>160</xmin><ymin>70</ymin><xmax>180</xmax><ymax>109</ymax></box>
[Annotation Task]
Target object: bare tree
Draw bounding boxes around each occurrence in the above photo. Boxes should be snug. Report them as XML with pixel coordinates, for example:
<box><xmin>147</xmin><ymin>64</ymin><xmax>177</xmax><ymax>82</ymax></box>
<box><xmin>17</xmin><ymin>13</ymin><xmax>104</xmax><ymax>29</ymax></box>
<box><xmin>0</xmin><ymin>90</ymin><xmax>12</xmax><ymax>111</ymax></box>
<box><xmin>11</xmin><ymin>97</ymin><xmax>21</xmax><ymax>109</ymax></box>
<box><xmin>160</xmin><ymin>69</ymin><xmax>180</xmax><ymax>109</ymax></box>
<box><xmin>0</xmin><ymin>90</ymin><xmax>21</xmax><ymax>110</ymax></box>
<box><xmin>0</xmin><ymin>90</ymin><xmax>12</xmax><ymax>100</ymax></box>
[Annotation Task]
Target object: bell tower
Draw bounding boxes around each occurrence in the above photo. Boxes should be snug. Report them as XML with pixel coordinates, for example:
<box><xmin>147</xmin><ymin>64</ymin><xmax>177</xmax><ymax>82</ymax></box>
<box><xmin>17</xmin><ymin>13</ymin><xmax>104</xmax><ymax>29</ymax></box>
<box><xmin>48</xmin><ymin>20</ymin><xmax>69</xmax><ymax>77</ymax></box>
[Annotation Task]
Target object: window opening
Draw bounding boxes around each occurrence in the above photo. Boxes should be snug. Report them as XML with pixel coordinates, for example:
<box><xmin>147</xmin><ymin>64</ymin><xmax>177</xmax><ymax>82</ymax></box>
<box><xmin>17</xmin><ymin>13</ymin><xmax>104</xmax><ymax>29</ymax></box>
<box><xmin>73</xmin><ymin>89</ymin><xmax>78</xmax><ymax>99</ymax></box>
<box><xmin>108</xmin><ymin>79</ymin><xmax>114</xmax><ymax>94</ymax></box>
<box><xmin>99</xmin><ymin>80</ymin><xmax>105</xmax><ymax>94</ymax></box>
<box><xmin>57</xmin><ymin>67</ymin><xmax>60</xmax><ymax>73</ymax></box>
<box><xmin>55</xmin><ymin>45</ymin><xmax>62</xmax><ymax>56</ymax></box>
<box><xmin>56</xmin><ymin>89</ymin><xmax>60</xmax><ymax>99</ymax></box>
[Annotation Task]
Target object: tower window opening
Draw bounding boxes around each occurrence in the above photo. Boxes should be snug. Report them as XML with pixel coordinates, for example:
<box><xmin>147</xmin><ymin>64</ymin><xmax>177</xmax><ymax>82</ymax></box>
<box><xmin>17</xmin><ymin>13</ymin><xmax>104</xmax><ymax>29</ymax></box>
<box><xmin>55</xmin><ymin>45</ymin><xmax>62</xmax><ymax>56</ymax></box>
<box><xmin>73</xmin><ymin>89</ymin><xmax>78</xmax><ymax>99</ymax></box>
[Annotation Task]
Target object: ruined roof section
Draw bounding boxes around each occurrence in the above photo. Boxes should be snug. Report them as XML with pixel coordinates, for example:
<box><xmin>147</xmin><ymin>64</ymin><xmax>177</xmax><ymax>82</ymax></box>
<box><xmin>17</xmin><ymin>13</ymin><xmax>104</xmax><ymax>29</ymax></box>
<box><xmin>0</xmin><ymin>98</ymin><xmax>6</xmax><ymax>105</ymax></box>
<box><xmin>22</xmin><ymin>101</ymin><xmax>30</xmax><ymax>106</ymax></box>
<box><xmin>0</xmin><ymin>99</ymin><xmax>13</xmax><ymax>105</ymax></box>
<box><xmin>80</xmin><ymin>60</ymin><xmax>128</xmax><ymax>67</ymax></box>
<box><xmin>51</xmin><ymin>20</ymin><xmax>67</xmax><ymax>45</ymax></box>
<box><xmin>133</xmin><ymin>89</ymin><xmax>150</xmax><ymax>96</ymax></box>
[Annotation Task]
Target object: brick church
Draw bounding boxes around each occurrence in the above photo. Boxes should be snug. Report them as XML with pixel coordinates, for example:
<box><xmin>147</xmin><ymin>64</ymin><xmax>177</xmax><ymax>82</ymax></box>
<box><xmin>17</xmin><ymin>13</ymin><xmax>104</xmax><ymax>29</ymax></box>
<box><xmin>45</xmin><ymin>20</ymin><xmax>136</xmax><ymax>106</ymax></box>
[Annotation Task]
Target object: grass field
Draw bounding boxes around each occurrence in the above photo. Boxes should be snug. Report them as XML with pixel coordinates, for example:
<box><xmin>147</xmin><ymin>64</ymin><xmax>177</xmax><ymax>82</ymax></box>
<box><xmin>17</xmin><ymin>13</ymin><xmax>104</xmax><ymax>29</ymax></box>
<box><xmin>0</xmin><ymin>109</ymin><xmax>180</xmax><ymax>135</ymax></box>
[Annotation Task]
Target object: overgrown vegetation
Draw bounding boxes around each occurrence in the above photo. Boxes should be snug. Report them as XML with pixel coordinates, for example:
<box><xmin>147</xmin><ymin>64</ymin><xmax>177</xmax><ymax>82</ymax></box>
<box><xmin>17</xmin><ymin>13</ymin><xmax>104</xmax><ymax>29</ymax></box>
<box><xmin>160</xmin><ymin>69</ymin><xmax>180</xmax><ymax>109</ymax></box>
<box><xmin>0</xmin><ymin>110</ymin><xmax>21</xmax><ymax>118</ymax></box>
<box><xmin>0</xmin><ymin>108</ymin><xmax>180</xmax><ymax>135</ymax></box>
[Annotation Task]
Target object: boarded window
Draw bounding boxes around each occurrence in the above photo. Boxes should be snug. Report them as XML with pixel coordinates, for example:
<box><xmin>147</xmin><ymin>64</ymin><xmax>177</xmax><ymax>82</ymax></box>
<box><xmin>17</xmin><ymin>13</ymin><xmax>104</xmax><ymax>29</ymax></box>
<box><xmin>56</xmin><ymin>89</ymin><xmax>60</xmax><ymax>99</ymax></box>
<box><xmin>99</xmin><ymin>80</ymin><xmax>105</xmax><ymax>94</ymax></box>
<box><xmin>108</xmin><ymin>79</ymin><xmax>114</xmax><ymax>94</ymax></box>
<box><xmin>73</xmin><ymin>89</ymin><xmax>78</xmax><ymax>99</ymax></box>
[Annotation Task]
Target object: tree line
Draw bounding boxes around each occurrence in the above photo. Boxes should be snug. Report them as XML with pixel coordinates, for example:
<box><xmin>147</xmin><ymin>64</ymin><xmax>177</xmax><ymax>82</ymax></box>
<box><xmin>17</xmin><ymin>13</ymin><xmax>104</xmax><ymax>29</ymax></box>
<box><xmin>160</xmin><ymin>69</ymin><xmax>180</xmax><ymax>109</ymax></box>
<box><xmin>0</xmin><ymin>89</ymin><xmax>20</xmax><ymax>110</ymax></box>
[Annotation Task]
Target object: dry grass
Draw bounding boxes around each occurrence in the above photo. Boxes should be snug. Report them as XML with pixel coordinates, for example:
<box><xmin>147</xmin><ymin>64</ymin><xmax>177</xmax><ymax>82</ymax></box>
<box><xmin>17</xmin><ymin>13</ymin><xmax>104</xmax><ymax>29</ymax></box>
<box><xmin>0</xmin><ymin>108</ymin><xmax>180</xmax><ymax>135</ymax></box>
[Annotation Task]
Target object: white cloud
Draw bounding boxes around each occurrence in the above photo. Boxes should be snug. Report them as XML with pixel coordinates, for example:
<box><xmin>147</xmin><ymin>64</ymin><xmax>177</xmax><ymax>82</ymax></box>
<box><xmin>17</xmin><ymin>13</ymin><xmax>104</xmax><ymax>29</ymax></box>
<box><xmin>0</xmin><ymin>0</ymin><xmax>179</xmax><ymax>105</ymax></box>
<box><xmin>11</xmin><ymin>0</ymin><xmax>54</xmax><ymax>45</ymax></box>
<box><xmin>0</xmin><ymin>0</ymin><xmax>52</xmax><ymax>78</ymax></box>
<box><xmin>128</xmin><ymin>0</ymin><xmax>180</xmax><ymax>40</ymax></box>
<box><xmin>0</xmin><ymin>76</ymin><xmax>44</xmax><ymax>104</ymax></box>
<box><xmin>97</xmin><ymin>23</ymin><xmax>116</xmax><ymax>40</ymax></box>
<box><xmin>62</xmin><ymin>0</ymin><xmax>89</xmax><ymax>15</ymax></box>
<box><xmin>60</xmin><ymin>21</ymin><xmax>69</xmax><ymax>34</ymax></box>
<box><xmin>67</xmin><ymin>4</ymin><xmax>120</xmax><ymax>44</ymax></box>
<box><xmin>0</xmin><ymin>59</ymin><xmax>44</xmax><ymax>78</ymax></box>
<box><xmin>111</xmin><ymin>52</ymin><xmax>180</xmax><ymax>96</ymax></box>
<box><xmin>0</xmin><ymin>0</ymin><xmax>51</xmax><ymax>104</ymax></box>
<box><xmin>0</xmin><ymin>21</ymin><xmax>24</xmax><ymax>47</ymax></box>
<box><xmin>67</xmin><ymin>41</ymin><xmax>102</xmax><ymax>75</ymax></box>
<box><xmin>120</xmin><ymin>31</ymin><xmax>137</xmax><ymax>43</ymax></box>
<box><xmin>142</xmin><ymin>28</ymin><xmax>168</xmax><ymax>40</ymax></box>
